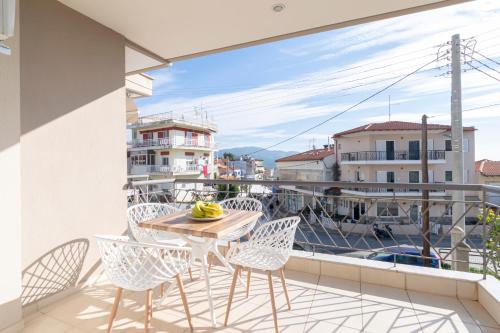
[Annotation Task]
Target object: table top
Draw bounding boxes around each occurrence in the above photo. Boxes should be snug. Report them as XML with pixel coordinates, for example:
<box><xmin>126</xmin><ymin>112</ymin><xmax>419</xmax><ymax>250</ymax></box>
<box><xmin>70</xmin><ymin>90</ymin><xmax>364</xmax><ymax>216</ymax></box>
<box><xmin>138</xmin><ymin>209</ymin><xmax>263</xmax><ymax>239</ymax></box>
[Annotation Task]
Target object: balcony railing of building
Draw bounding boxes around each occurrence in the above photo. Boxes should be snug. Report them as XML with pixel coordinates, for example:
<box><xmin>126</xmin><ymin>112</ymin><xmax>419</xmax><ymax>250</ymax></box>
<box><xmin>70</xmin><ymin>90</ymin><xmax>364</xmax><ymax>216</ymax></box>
<box><xmin>128</xmin><ymin>138</ymin><xmax>216</xmax><ymax>149</ymax></box>
<box><xmin>126</xmin><ymin>179</ymin><xmax>500</xmax><ymax>279</ymax></box>
<box><xmin>341</xmin><ymin>150</ymin><xmax>446</xmax><ymax>162</ymax></box>
<box><xmin>132</xmin><ymin>111</ymin><xmax>218</xmax><ymax>131</ymax></box>
<box><xmin>144</xmin><ymin>164</ymin><xmax>202</xmax><ymax>174</ymax></box>
<box><xmin>342</xmin><ymin>182</ymin><xmax>447</xmax><ymax>194</ymax></box>
<box><xmin>128</xmin><ymin>179</ymin><xmax>500</xmax><ymax>277</ymax></box>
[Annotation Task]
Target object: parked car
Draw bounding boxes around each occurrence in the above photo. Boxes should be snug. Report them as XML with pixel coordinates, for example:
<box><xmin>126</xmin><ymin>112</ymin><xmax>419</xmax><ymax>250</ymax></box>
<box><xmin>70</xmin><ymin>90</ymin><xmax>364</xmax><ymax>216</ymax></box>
<box><xmin>367</xmin><ymin>246</ymin><xmax>441</xmax><ymax>268</ymax></box>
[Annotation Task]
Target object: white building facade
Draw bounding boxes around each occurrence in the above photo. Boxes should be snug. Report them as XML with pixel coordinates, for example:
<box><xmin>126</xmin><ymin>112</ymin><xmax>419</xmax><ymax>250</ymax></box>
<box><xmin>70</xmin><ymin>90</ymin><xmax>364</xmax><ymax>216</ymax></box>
<box><xmin>334</xmin><ymin>121</ymin><xmax>476</xmax><ymax>223</ymax></box>
<box><xmin>275</xmin><ymin>147</ymin><xmax>336</xmax><ymax>213</ymax></box>
<box><xmin>128</xmin><ymin>112</ymin><xmax>217</xmax><ymax>190</ymax></box>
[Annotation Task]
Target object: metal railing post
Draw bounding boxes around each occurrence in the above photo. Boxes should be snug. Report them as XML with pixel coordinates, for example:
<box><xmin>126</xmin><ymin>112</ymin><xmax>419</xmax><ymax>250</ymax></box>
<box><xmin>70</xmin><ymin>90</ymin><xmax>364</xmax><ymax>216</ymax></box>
<box><xmin>482</xmin><ymin>189</ymin><xmax>488</xmax><ymax>280</ymax></box>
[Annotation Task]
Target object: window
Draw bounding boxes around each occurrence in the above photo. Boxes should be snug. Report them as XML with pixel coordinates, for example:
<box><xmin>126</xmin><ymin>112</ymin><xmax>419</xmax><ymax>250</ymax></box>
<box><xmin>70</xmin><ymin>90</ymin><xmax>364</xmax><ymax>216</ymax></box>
<box><xmin>386</xmin><ymin>171</ymin><xmax>395</xmax><ymax>183</ymax></box>
<box><xmin>161</xmin><ymin>157</ymin><xmax>169</xmax><ymax>166</ymax></box>
<box><xmin>409</xmin><ymin>171</ymin><xmax>420</xmax><ymax>183</ymax></box>
<box><xmin>445</xmin><ymin>139</ymin><xmax>452</xmax><ymax>151</ymax></box>
<box><xmin>444</xmin><ymin>204</ymin><xmax>452</xmax><ymax>216</ymax></box>
<box><xmin>445</xmin><ymin>170</ymin><xmax>453</xmax><ymax>182</ymax></box>
<box><xmin>377</xmin><ymin>202</ymin><xmax>399</xmax><ymax>217</ymax></box>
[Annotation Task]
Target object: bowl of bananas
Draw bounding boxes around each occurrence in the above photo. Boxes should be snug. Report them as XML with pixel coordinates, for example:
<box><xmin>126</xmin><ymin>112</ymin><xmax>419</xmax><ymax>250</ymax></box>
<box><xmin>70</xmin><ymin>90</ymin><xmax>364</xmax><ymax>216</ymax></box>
<box><xmin>188</xmin><ymin>201</ymin><xmax>228</xmax><ymax>222</ymax></box>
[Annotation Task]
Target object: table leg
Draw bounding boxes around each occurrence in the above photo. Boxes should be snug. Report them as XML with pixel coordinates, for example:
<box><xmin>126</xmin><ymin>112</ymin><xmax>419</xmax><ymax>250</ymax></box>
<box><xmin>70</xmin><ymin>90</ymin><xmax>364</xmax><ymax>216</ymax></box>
<box><xmin>201</xmin><ymin>254</ymin><xmax>217</xmax><ymax>327</ymax></box>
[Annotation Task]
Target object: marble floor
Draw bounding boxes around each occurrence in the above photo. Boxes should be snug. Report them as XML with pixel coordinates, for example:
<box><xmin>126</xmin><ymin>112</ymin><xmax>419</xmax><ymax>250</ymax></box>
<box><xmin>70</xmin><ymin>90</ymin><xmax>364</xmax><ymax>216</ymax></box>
<box><xmin>18</xmin><ymin>265</ymin><xmax>500</xmax><ymax>333</ymax></box>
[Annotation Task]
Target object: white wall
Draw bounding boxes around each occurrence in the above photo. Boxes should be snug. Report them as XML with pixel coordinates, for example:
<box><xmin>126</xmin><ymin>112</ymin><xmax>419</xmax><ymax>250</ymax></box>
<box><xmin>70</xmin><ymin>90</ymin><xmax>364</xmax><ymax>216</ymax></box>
<box><xmin>19</xmin><ymin>0</ymin><xmax>127</xmax><ymax>295</ymax></box>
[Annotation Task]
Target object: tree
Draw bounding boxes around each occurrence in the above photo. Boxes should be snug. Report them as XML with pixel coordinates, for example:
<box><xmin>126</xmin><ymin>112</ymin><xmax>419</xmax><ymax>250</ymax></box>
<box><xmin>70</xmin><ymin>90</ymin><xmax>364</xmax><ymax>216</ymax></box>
<box><xmin>479</xmin><ymin>209</ymin><xmax>500</xmax><ymax>276</ymax></box>
<box><xmin>223</xmin><ymin>152</ymin><xmax>235</xmax><ymax>161</ymax></box>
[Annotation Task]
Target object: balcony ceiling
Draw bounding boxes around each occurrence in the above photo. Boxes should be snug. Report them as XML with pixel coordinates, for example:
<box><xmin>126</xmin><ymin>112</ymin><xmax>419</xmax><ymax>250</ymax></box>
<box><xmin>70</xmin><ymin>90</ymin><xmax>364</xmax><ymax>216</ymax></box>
<box><xmin>58</xmin><ymin>0</ymin><xmax>467</xmax><ymax>62</ymax></box>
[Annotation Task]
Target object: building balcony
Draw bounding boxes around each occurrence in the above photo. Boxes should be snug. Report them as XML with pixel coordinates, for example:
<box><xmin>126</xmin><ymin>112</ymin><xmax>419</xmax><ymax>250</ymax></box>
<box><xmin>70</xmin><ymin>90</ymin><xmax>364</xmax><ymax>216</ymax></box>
<box><xmin>341</xmin><ymin>150</ymin><xmax>446</xmax><ymax>164</ymax></box>
<box><xmin>125</xmin><ymin>73</ymin><xmax>153</xmax><ymax>98</ymax></box>
<box><xmin>130</xmin><ymin>111</ymin><xmax>218</xmax><ymax>132</ymax></box>
<box><xmin>128</xmin><ymin>138</ymin><xmax>216</xmax><ymax>150</ymax></box>
<box><xmin>20</xmin><ymin>179</ymin><xmax>500</xmax><ymax>333</ymax></box>
<box><xmin>341</xmin><ymin>182</ymin><xmax>447</xmax><ymax>197</ymax></box>
<box><xmin>130</xmin><ymin>164</ymin><xmax>207</xmax><ymax>176</ymax></box>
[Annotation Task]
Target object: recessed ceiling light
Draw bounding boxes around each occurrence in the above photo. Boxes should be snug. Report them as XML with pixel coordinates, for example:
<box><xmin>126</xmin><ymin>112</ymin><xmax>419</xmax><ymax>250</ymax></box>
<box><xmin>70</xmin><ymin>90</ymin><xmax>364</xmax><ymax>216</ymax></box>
<box><xmin>272</xmin><ymin>3</ymin><xmax>286</xmax><ymax>13</ymax></box>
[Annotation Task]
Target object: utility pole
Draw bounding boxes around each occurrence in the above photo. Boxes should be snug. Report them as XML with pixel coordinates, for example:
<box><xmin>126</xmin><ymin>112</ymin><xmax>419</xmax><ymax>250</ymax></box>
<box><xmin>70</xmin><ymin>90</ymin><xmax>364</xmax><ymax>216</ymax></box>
<box><xmin>450</xmin><ymin>34</ymin><xmax>469</xmax><ymax>272</ymax></box>
<box><xmin>421</xmin><ymin>115</ymin><xmax>430</xmax><ymax>267</ymax></box>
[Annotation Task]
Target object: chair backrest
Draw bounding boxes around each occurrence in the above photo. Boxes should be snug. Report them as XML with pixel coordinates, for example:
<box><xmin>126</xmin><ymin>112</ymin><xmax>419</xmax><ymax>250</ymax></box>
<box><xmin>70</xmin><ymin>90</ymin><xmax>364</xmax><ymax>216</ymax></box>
<box><xmin>127</xmin><ymin>203</ymin><xmax>178</xmax><ymax>243</ymax></box>
<box><xmin>218</xmin><ymin>197</ymin><xmax>263</xmax><ymax>212</ymax></box>
<box><xmin>95</xmin><ymin>235</ymin><xmax>190</xmax><ymax>291</ymax></box>
<box><xmin>248</xmin><ymin>216</ymin><xmax>301</xmax><ymax>261</ymax></box>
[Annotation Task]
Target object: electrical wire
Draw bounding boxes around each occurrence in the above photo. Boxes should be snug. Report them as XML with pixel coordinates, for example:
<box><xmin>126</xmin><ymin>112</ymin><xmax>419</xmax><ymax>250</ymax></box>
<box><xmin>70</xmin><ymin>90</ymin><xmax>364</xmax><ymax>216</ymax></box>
<box><xmin>467</xmin><ymin>63</ymin><xmax>500</xmax><ymax>82</ymax></box>
<box><xmin>245</xmin><ymin>56</ymin><xmax>442</xmax><ymax>156</ymax></box>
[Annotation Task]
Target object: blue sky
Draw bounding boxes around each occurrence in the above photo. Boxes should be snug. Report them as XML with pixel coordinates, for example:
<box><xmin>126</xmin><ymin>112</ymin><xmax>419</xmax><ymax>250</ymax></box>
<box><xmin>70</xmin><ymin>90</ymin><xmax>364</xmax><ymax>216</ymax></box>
<box><xmin>137</xmin><ymin>0</ymin><xmax>500</xmax><ymax>159</ymax></box>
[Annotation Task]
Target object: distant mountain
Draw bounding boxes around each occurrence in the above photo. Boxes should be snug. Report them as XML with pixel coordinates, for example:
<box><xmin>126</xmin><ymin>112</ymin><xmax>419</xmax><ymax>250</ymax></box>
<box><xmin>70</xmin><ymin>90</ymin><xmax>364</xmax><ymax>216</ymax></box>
<box><xmin>218</xmin><ymin>146</ymin><xmax>298</xmax><ymax>169</ymax></box>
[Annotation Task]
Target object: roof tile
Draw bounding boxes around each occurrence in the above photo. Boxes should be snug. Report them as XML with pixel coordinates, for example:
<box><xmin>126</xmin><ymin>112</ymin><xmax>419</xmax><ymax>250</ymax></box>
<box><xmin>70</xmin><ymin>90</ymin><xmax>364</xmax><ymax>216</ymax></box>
<box><xmin>476</xmin><ymin>159</ymin><xmax>500</xmax><ymax>176</ymax></box>
<box><xmin>276</xmin><ymin>148</ymin><xmax>335</xmax><ymax>162</ymax></box>
<box><xmin>333</xmin><ymin>121</ymin><xmax>474</xmax><ymax>138</ymax></box>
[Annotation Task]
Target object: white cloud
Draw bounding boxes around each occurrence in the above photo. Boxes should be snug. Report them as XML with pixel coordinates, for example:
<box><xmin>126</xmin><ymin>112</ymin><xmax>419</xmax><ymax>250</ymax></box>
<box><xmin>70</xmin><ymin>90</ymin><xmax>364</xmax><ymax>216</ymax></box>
<box><xmin>140</xmin><ymin>0</ymin><xmax>500</xmax><ymax>153</ymax></box>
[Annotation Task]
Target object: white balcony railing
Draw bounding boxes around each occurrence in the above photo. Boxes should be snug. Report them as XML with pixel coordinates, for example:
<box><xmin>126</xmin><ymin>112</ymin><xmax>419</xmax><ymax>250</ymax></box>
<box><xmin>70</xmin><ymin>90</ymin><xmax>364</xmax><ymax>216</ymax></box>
<box><xmin>128</xmin><ymin>137</ymin><xmax>216</xmax><ymax>149</ymax></box>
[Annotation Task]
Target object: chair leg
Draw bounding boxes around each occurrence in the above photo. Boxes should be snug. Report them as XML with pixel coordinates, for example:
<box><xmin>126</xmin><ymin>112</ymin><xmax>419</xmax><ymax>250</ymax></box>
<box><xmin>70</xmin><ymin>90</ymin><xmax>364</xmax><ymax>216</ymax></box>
<box><xmin>224</xmin><ymin>265</ymin><xmax>241</xmax><ymax>326</ymax></box>
<box><xmin>176</xmin><ymin>274</ymin><xmax>193</xmax><ymax>332</ymax></box>
<box><xmin>160</xmin><ymin>282</ymin><xmax>165</xmax><ymax>297</ymax></box>
<box><xmin>208</xmin><ymin>253</ymin><xmax>213</xmax><ymax>272</ymax></box>
<box><xmin>246</xmin><ymin>268</ymin><xmax>252</xmax><ymax>298</ymax></box>
<box><xmin>144</xmin><ymin>289</ymin><xmax>153</xmax><ymax>333</ymax></box>
<box><xmin>267</xmin><ymin>271</ymin><xmax>279</xmax><ymax>333</ymax></box>
<box><xmin>188</xmin><ymin>267</ymin><xmax>193</xmax><ymax>281</ymax></box>
<box><xmin>279</xmin><ymin>268</ymin><xmax>291</xmax><ymax>310</ymax></box>
<box><xmin>107</xmin><ymin>287</ymin><xmax>122</xmax><ymax>333</ymax></box>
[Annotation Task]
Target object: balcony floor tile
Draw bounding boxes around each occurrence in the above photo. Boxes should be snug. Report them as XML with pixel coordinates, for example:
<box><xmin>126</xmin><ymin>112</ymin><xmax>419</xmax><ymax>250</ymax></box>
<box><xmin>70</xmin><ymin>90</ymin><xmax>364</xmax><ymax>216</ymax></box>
<box><xmin>13</xmin><ymin>264</ymin><xmax>497</xmax><ymax>333</ymax></box>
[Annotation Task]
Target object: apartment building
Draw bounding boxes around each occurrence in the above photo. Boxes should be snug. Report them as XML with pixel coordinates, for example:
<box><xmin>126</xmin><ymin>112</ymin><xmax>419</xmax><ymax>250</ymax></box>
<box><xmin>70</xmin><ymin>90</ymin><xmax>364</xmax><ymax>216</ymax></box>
<box><xmin>128</xmin><ymin>112</ymin><xmax>217</xmax><ymax>190</ymax></box>
<box><xmin>275</xmin><ymin>146</ymin><xmax>336</xmax><ymax>213</ymax></box>
<box><xmin>333</xmin><ymin>121</ymin><xmax>476</xmax><ymax>222</ymax></box>
<box><xmin>476</xmin><ymin>159</ymin><xmax>500</xmax><ymax>206</ymax></box>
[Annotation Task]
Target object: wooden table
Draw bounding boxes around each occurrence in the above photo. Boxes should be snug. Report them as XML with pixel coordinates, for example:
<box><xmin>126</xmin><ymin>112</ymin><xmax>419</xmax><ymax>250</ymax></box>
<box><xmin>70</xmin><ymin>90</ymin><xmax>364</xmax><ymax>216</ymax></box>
<box><xmin>139</xmin><ymin>209</ymin><xmax>262</xmax><ymax>327</ymax></box>
<box><xmin>139</xmin><ymin>209</ymin><xmax>263</xmax><ymax>239</ymax></box>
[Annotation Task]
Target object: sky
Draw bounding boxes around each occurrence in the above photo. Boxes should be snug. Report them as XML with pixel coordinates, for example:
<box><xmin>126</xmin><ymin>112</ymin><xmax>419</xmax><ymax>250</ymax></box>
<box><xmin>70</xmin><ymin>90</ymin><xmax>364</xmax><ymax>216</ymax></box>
<box><xmin>136</xmin><ymin>0</ymin><xmax>500</xmax><ymax>160</ymax></box>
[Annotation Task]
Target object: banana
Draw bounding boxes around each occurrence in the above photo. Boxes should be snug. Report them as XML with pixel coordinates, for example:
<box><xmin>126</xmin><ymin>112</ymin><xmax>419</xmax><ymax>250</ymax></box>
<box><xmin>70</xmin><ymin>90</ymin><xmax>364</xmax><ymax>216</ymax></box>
<box><xmin>192</xmin><ymin>201</ymin><xmax>223</xmax><ymax>218</ymax></box>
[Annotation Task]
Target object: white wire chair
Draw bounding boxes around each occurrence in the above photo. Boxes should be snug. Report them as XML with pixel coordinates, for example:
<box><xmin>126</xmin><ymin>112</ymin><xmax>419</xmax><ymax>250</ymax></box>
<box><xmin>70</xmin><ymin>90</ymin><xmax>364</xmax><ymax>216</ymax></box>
<box><xmin>96</xmin><ymin>235</ymin><xmax>193</xmax><ymax>332</ymax></box>
<box><xmin>218</xmin><ymin>197</ymin><xmax>263</xmax><ymax>242</ymax></box>
<box><xmin>207</xmin><ymin>197</ymin><xmax>263</xmax><ymax>272</ymax></box>
<box><xmin>127</xmin><ymin>203</ymin><xmax>186</xmax><ymax>247</ymax></box>
<box><xmin>224</xmin><ymin>216</ymin><xmax>301</xmax><ymax>333</ymax></box>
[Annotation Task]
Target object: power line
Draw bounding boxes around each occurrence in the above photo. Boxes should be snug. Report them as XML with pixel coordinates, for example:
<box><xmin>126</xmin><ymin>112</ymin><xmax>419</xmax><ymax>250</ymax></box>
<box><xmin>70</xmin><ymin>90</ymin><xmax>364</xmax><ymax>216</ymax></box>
<box><xmin>467</xmin><ymin>56</ymin><xmax>500</xmax><ymax>76</ymax></box>
<box><xmin>152</xmin><ymin>61</ymin><xmax>444</xmax><ymax>118</ymax></box>
<box><xmin>211</xmin><ymin>66</ymin><xmax>444</xmax><ymax>118</ymax></box>
<box><xmin>246</xmin><ymin>56</ymin><xmax>442</xmax><ymax>156</ymax></box>
<box><xmin>153</xmin><ymin>51</ymin><xmax>438</xmax><ymax>96</ymax></box>
<box><xmin>468</xmin><ymin>63</ymin><xmax>500</xmax><ymax>82</ymax></box>
<box><xmin>469</xmin><ymin>49</ymin><xmax>500</xmax><ymax>67</ymax></box>
<box><xmin>427</xmin><ymin>102</ymin><xmax>500</xmax><ymax>119</ymax></box>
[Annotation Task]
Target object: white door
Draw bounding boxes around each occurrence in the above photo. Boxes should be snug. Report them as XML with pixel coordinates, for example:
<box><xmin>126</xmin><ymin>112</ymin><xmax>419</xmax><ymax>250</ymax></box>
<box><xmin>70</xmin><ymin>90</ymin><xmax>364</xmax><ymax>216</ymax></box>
<box><xmin>376</xmin><ymin>171</ymin><xmax>386</xmax><ymax>183</ymax></box>
<box><xmin>376</xmin><ymin>140</ymin><xmax>386</xmax><ymax>152</ymax></box>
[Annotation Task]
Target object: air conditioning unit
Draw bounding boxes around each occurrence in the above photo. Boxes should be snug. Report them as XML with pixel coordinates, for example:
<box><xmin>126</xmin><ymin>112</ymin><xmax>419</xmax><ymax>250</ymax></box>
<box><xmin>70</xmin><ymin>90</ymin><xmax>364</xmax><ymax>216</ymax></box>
<box><xmin>0</xmin><ymin>0</ymin><xmax>15</xmax><ymax>55</ymax></box>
